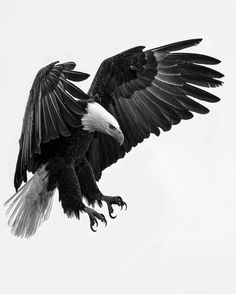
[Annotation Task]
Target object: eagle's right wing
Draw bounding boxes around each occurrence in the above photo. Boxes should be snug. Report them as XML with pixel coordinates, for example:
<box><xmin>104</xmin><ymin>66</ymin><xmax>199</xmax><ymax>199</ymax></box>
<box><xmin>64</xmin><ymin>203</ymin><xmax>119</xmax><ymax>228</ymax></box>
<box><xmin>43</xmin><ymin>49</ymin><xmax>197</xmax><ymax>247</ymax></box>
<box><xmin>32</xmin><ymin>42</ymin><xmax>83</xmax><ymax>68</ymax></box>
<box><xmin>15</xmin><ymin>61</ymin><xmax>90</xmax><ymax>191</ymax></box>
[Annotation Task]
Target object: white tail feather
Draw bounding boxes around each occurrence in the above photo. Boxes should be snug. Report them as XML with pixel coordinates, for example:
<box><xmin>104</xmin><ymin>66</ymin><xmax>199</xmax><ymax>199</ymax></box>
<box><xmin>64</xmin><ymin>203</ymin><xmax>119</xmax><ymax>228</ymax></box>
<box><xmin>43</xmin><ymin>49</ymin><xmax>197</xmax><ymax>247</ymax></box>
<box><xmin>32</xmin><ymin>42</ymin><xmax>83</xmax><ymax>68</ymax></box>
<box><xmin>5</xmin><ymin>164</ymin><xmax>55</xmax><ymax>238</ymax></box>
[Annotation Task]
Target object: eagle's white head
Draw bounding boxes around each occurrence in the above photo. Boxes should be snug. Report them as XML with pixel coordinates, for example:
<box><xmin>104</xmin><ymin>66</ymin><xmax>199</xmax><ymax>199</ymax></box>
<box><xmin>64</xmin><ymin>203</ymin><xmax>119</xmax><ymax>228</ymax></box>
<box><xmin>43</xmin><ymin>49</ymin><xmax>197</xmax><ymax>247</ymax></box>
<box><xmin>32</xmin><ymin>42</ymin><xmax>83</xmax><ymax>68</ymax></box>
<box><xmin>81</xmin><ymin>102</ymin><xmax>124</xmax><ymax>145</ymax></box>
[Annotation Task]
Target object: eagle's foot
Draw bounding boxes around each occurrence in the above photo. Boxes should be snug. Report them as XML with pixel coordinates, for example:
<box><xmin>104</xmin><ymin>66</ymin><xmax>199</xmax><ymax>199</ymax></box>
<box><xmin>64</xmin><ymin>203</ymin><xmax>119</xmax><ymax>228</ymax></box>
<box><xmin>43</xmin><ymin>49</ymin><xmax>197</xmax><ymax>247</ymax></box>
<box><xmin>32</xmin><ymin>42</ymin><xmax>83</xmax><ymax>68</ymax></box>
<box><xmin>101</xmin><ymin>195</ymin><xmax>127</xmax><ymax>219</ymax></box>
<box><xmin>84</xmin><ymin>207</ymin><xmax>107</xmax><ymax>232</ymax></box>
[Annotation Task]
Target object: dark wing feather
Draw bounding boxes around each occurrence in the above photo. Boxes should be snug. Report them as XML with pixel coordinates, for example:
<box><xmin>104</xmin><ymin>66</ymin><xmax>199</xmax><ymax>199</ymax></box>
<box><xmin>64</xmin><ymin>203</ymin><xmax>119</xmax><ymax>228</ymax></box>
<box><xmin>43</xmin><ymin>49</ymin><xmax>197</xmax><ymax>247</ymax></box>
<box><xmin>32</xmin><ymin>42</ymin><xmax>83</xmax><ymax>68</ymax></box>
<box><xmin>87</xmin><ymin>39</ymin><xmax>223</xmax><ymax>180</ymax></box>
<box><xmin>14</xmin><ymin>61</ymin><xmax>90</xmax><ymax>190</ymax></box>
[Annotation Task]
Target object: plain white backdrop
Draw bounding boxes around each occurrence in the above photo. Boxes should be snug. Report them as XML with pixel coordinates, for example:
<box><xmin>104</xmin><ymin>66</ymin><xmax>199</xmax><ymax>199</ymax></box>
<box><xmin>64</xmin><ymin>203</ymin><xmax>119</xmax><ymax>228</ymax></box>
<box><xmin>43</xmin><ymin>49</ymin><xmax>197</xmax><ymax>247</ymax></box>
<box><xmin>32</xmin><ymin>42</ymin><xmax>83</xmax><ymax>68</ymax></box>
<box><xmin>0</xmin><ymin>0</ymin><xmax>235</xmax><ymax>293</ymax></box>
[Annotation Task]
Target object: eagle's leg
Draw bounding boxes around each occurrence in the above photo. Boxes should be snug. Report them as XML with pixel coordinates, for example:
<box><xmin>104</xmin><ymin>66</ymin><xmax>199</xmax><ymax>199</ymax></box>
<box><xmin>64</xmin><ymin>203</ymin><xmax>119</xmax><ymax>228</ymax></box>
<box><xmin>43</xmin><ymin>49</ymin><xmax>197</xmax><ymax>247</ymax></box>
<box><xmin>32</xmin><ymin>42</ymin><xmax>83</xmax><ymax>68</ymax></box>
<box><xmin>47</xmin><ymin>157</ymin><xmax>107</xmax><ymax>231</ymax></box>
<box><xmin>77</xmin><ymin>158</ymin><xmax>127</xmax><ymax>219</ymax></box>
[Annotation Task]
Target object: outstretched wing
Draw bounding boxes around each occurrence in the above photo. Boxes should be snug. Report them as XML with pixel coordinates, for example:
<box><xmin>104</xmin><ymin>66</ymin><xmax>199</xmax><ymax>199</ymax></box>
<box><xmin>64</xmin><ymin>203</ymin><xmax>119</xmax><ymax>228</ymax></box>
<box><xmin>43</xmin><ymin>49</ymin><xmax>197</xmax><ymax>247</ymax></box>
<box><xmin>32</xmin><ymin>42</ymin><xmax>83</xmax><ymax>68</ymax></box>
<box><xmin>15</xmin><ymin>61</ymin><xmax>90</xmax><ymax>190</ymax></box>
<box><xmin>86</xmin><ymin>39</ymin><xmax>223</xmax><ymax>180</ymax></box>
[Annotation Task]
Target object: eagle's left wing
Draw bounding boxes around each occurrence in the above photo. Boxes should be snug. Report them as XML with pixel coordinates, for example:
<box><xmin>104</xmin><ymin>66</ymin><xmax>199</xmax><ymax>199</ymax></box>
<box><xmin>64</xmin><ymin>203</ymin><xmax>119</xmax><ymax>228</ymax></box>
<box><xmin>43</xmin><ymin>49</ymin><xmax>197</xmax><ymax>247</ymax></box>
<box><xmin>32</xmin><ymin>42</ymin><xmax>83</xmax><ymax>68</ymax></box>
<box><xmin>86</xmin><ymin>39</ymin><xmax>223</xmax><ymax>180</ymax></box>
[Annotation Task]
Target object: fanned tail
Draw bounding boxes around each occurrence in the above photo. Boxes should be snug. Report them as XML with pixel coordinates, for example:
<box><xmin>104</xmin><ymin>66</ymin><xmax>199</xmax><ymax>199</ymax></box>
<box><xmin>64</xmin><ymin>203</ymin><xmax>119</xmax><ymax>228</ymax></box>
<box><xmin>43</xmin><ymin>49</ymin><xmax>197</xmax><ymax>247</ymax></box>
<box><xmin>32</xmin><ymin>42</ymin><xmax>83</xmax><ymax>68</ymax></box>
<box><xmin>5</xmin><ymin>164</ymin><xmax>55</xmax><ymax>238</ymax></box>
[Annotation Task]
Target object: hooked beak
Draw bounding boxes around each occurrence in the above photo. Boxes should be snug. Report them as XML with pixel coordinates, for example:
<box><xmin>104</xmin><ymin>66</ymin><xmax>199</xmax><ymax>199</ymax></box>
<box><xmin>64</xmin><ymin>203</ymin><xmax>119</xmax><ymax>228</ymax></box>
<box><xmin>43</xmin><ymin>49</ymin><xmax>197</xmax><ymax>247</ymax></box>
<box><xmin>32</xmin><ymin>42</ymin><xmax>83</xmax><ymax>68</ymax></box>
<box><xmin>107</xmin><ymin>128</ymin><xmax>124</xmax><ymax>145</ymax></box>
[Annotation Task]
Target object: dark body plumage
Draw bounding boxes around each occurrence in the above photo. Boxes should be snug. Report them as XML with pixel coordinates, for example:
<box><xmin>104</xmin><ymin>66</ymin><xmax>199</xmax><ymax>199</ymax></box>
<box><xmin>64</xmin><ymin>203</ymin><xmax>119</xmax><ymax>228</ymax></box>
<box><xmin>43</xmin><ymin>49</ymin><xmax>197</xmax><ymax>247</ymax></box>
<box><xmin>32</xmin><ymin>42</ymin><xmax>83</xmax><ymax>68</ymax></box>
<box><xmin>6</xmin><ymin>39</ymin><xmax>223</xmax><ymax>237</ymax></box>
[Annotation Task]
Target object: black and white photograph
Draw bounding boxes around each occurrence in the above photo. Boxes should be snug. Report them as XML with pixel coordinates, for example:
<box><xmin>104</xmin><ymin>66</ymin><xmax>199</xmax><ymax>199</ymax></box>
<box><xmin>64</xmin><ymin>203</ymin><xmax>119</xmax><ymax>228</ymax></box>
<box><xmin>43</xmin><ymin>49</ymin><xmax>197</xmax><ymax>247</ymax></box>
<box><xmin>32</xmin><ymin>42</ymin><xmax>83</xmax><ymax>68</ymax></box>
<box><xmin>0</xmin><ymin>0</ymin><xmax>235</xmax><ymax>293</ymax></box>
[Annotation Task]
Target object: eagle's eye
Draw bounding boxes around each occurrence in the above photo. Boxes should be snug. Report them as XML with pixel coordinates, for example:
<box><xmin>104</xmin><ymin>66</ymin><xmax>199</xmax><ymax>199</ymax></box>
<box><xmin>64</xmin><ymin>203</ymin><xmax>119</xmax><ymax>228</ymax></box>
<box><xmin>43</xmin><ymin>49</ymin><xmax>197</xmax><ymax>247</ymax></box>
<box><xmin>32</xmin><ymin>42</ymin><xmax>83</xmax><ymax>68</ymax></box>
<box><xmin>108</xmin><ymin>124</ymin><xmax>116</xmax><ymax>130</ymax></box>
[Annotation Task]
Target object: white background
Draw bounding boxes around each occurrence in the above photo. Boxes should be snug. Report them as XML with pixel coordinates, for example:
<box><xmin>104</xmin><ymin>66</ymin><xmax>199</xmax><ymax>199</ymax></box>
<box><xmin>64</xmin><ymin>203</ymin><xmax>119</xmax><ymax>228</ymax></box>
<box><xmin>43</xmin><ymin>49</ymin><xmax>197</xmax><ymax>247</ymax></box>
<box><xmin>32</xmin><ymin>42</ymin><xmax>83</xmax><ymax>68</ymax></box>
<box><xmin>0</xmin><ymin>0</ymin><xmax>235</xmax><ymax>293</ymax></box>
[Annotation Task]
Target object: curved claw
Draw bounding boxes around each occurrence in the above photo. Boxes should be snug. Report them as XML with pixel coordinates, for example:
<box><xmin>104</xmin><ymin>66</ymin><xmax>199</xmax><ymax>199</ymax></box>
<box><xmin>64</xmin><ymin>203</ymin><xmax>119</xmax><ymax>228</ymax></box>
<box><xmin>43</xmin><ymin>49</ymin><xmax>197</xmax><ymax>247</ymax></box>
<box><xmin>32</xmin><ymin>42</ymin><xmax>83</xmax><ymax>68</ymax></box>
<box><xmin>107</xmin><ymin>203</ymin><xmax>117</xmax><ymax>219</ymax></box>
<box><xmin>90</xmin><ymin>217</ymin><xmax>98</xmax><ymax>232</ymax></box>
<box><xmin>101</xmin><ymin>214</ymin><xmax>107</xmax><ymax>227</ymax></box>
<box><xmin>90</xmin><ymin>223</ymin><xmax>97</xmax><ymax>232</ymax></box>
<box><xmin>123</xmin><ymin>201</ymin><xmax>127</xmax><ymax>211</ymax></box>
<box><xmin>117</xmin><ymin>197</ymin><xmax>127</xmax><ymax>211</ymax></box>
<box><xmin>109</xmin><ymin>210</ymin><xmax>117</xmax><ymax>219</ymax></box>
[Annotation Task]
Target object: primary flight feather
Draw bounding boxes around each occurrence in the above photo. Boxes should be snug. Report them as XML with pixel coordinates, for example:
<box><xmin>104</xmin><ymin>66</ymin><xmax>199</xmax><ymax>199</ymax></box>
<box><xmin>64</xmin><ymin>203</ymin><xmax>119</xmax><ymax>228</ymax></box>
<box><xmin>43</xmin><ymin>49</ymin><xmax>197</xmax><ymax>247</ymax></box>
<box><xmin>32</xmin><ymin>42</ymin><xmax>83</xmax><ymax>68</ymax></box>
<box><xmin>5</xmin><ymin>39</ymin><xmax>223</xmax><ymax>237</ymax></box>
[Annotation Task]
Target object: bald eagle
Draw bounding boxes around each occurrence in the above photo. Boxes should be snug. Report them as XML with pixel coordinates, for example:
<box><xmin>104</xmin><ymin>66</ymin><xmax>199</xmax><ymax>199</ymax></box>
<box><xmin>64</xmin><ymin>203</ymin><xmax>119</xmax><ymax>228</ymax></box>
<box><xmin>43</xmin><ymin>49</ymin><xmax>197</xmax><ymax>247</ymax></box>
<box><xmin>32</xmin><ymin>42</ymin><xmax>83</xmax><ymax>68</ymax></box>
<box><xmin>5</xmin><ymin>39</ymin><xmax>223</xmax><ymax>238</ymax></box>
